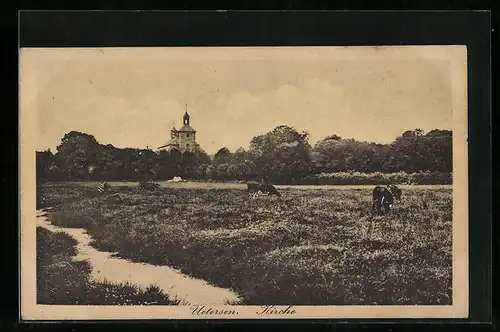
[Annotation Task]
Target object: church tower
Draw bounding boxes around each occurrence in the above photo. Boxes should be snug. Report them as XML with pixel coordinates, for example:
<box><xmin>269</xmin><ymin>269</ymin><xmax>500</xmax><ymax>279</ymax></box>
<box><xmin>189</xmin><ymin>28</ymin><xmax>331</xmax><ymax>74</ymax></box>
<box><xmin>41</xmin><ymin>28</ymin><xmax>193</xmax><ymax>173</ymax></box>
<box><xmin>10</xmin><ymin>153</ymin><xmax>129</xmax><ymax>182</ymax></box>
<box><xmin>158</xmin><ymin>105</ymin><xmax>198</xmax><ymax>153</ymax></box>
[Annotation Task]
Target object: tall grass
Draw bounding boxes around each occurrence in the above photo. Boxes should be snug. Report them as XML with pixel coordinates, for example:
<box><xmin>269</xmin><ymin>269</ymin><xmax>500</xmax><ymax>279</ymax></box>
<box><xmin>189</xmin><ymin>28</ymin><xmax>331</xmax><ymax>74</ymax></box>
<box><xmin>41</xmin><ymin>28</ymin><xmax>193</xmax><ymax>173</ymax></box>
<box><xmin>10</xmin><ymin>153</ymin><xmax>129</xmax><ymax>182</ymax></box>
<box><xmin>42</xmin><ymin>183</ymin><xmax>452</xmax><ymax>305</ymax></box>
<box><xmin>37</xmin><ymin>227</ymin><xmax>178</xmax><ymax>305</ymax></box>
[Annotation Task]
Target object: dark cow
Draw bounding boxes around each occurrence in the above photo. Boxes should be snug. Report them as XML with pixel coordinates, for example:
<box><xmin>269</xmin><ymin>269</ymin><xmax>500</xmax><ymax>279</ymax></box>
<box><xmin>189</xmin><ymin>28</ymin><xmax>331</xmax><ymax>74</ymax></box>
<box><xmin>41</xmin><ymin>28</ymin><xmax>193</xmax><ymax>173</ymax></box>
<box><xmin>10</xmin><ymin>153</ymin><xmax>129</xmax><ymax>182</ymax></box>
<box><xmin>246</xmin><ymin>181</ymin><xmax>261</xmax><ymax>193</ymax></box>
<box><xmin>246</xmin><ymin>181</ymin><xmax>281</xmax><ymax>197</ymax></box>
<box><xmin>258</xmin><ymin>184</ymin><xmax>281</xmax><ymax>197</ymax></box>
<box><xmin>387</xmin><ymin>184</ymin><xmax>402</xmax><ymax>201</ymax></box>
<box><xmin>372</xmin><ymin>186</ymin><xmax>395</xmax><ymax>215</ymax></box>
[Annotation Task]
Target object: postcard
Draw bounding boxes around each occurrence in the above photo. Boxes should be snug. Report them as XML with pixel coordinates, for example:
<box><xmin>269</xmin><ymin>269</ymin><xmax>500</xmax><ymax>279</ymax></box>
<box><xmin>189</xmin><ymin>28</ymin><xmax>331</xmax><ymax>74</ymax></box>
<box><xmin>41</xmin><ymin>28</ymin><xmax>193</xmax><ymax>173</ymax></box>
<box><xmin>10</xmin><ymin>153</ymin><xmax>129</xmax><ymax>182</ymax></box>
<box><xmin>20</xmin><ymin>45</ymin><xmax>468</xmax><ymax>320</ymax></box>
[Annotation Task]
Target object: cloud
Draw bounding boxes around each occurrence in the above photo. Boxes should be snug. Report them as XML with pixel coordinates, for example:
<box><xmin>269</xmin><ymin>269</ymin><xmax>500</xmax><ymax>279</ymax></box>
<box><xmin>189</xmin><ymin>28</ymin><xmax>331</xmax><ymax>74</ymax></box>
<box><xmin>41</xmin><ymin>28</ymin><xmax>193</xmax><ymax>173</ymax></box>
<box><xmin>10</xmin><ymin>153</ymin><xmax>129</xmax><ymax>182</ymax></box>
<box><xmin>202</xmin><ymin>78</ymin><xmax>347</xmax><ymax>153</ymax></box>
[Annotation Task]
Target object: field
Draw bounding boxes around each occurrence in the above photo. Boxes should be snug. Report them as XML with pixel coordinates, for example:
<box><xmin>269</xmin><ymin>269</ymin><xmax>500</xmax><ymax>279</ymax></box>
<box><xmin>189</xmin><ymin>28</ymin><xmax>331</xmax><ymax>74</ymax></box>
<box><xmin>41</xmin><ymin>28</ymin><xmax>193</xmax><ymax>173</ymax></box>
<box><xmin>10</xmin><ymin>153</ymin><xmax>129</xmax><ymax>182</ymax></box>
<box><xmin>37</xmin><ymin>181</ymin><xmax>453</xmax><ymax>305</ymax></box>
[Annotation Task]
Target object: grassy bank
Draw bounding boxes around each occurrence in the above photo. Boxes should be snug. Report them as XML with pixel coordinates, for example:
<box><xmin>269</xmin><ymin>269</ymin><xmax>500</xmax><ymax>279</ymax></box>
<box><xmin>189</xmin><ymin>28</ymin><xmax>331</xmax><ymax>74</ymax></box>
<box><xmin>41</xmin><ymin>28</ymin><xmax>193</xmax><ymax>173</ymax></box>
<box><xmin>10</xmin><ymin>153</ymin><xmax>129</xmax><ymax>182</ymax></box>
<box><xmin>37</xmin><ymin>226</ymin><xmax>178</xmax><ymax>305</ymax></box>
<box><xmin>42</xmin><ymin>183</ymin><xmax>452</xmax><ymax>305</ymax></box>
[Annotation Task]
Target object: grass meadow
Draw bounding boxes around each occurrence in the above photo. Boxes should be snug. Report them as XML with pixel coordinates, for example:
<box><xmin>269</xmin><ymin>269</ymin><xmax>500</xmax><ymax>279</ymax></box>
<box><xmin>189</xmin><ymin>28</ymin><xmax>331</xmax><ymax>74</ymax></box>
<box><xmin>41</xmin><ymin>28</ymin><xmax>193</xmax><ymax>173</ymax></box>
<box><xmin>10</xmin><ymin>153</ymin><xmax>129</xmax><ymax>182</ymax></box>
<box><xmin>38</xmin><ymin>182</ymin><xmax>453</xmax><ymax>305</ymax></box>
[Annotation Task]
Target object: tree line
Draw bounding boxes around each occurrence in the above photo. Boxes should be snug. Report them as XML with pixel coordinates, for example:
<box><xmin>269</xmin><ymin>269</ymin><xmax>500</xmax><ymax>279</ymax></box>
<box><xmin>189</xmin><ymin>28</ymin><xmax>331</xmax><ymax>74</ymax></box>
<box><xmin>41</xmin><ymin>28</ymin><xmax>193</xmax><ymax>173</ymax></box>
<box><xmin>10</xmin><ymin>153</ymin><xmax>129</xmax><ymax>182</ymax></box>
<box><xmin>36</xmin><ymin>126</ymin><xmax>452</xmax><ymax>184</ymax></box>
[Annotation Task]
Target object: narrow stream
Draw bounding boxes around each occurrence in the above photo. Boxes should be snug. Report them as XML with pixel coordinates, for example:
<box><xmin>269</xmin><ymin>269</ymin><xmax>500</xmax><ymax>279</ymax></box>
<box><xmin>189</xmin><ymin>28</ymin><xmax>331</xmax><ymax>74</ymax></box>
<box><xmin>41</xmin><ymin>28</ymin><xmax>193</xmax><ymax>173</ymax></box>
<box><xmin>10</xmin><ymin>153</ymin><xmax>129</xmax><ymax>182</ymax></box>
<box><xmin>36</xmin><ymin>209</ymin><xmax>242</xmax><ymax>306</ymax></box>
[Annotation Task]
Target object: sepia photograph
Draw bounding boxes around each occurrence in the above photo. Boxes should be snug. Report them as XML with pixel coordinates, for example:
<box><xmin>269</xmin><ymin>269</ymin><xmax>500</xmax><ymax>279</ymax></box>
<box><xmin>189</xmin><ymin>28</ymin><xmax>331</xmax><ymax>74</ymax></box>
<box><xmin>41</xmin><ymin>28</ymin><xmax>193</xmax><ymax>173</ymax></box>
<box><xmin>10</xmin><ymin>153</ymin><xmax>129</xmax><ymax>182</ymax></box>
<box><xmin>20</xmin><ymin>46</ymin><xmax>468</xmax><ymax>320</ymax></box>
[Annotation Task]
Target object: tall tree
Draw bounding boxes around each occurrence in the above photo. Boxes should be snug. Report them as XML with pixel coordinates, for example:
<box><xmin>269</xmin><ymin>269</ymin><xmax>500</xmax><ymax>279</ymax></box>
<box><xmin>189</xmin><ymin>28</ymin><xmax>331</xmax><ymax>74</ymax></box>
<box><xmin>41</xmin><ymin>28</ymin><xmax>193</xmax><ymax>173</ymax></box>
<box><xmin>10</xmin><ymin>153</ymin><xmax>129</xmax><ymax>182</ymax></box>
<box><xmin>213</xmin><ymin>147</ymin><xmax>232</xmax><ymax>165</ymax></box>
<box><xmin>36</xmin><ymin>149</ymin><xmax>55</xmax><ymax>180</ymax></box>
<box><xmin>423</xmin><ymin>129</ymin><xmax>452</xmax><ymax>172</ymax></box>
<box><xmin>55</xmin><ymin>131</ymin><xmax>100</xmax><ymax>180</ymax></box>
<box><xmin>391</xmin><ymin>129</ymin><xmax>433</xmax><ymax>173</ymax></box>
<box><xmin>248</xmin><ymin>125</ymin><xmax>312</xmax><ymax>183</ymax></box>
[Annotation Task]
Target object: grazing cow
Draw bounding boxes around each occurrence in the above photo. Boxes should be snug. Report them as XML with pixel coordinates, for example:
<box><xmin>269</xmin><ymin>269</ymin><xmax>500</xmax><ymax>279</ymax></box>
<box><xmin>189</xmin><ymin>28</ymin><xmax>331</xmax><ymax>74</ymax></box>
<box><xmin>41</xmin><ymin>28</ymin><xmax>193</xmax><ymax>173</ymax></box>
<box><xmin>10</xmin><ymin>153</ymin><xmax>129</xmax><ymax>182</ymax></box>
<box><xmin>246</xmin><ymin>181</ymin><xmax>281</xmax><ymax>198</ymax></box>
<box><xmin>246</xmin><ymin>181</ymin><xmax>261</xmax><ymax>194</ymax></box>
<box><xmin>258</xmin><ymin>184</ymin><xmax>281</xmax><ymax>197</ymax></box>
<box><xmin>387</xmin><ymin>184</ymin><xmax>402</xmax><ymax>201</ymax></box>
<box><xmin>372</xmin><ymin>186</ymin><xmax>395</xmax><ymax>215</ymax></box>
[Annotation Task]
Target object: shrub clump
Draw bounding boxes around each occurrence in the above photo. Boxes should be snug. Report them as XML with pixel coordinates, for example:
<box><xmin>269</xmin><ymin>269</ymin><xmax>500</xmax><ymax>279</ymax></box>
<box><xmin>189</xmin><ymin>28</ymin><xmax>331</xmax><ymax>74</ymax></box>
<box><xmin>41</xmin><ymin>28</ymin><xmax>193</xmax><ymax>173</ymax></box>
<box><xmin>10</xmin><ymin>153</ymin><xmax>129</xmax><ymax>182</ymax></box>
<box><xmin>304</xmin><ymin>171</ymin><xmax>452</xmax><ymax>185</ymax></box>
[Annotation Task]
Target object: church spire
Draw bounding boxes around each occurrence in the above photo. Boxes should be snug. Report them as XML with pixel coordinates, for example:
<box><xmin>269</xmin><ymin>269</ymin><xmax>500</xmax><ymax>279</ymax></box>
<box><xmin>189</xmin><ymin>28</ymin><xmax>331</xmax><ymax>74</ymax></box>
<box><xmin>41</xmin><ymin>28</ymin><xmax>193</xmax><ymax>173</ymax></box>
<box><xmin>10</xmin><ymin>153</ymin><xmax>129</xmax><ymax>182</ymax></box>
<box><xmin>183</xmin><ymin>104</ymin><xmax>190</xmax><ymax>125</ymax></box>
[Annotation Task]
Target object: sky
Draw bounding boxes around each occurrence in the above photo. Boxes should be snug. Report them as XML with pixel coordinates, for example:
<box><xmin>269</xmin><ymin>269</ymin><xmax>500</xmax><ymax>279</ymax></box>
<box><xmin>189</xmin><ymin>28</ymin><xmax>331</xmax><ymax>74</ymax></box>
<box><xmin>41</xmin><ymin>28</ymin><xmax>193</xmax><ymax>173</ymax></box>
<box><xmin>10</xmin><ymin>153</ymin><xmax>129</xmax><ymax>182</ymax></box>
<box><xmin>20</xmin><ymin>46</ymin><xmax>455</xmax><ymax>155</ymax></box>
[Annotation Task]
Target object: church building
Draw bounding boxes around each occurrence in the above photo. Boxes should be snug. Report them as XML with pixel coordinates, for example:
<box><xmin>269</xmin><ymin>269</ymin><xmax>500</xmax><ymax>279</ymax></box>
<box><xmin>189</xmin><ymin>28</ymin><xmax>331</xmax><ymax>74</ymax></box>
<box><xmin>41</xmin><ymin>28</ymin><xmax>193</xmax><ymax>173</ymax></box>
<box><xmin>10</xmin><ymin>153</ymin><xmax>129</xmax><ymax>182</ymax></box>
<box><xmin>158</xmin><ymin>106</ymin><xmax>199</xmax><ymax>153</ymax></box>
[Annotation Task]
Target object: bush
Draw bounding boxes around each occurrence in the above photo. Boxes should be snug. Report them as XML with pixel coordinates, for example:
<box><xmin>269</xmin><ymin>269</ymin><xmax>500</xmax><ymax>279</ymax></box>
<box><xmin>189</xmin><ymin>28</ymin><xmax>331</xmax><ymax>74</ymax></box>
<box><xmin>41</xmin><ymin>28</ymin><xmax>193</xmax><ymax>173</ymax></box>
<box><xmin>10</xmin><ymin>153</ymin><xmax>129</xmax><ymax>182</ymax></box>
<box><xmin>409</xmin><ymin>172</ymin><xmax>452</xmax><ymax>185</ymax></box>
<box><xmin>303</xmin><ymin>171</ymin><xmax>452</xmax><ymax>185</ymax></box>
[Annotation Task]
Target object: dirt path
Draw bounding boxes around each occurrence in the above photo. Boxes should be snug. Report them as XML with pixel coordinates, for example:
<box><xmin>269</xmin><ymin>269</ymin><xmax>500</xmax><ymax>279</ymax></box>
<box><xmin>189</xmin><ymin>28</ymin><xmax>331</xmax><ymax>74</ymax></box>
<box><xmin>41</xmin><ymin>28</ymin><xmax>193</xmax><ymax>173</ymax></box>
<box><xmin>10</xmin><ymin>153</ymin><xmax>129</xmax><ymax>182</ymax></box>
<box><xmin>36</xmin><ymin>210</ymin><xmax>242</xmax><ymax>306</ymax></box>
